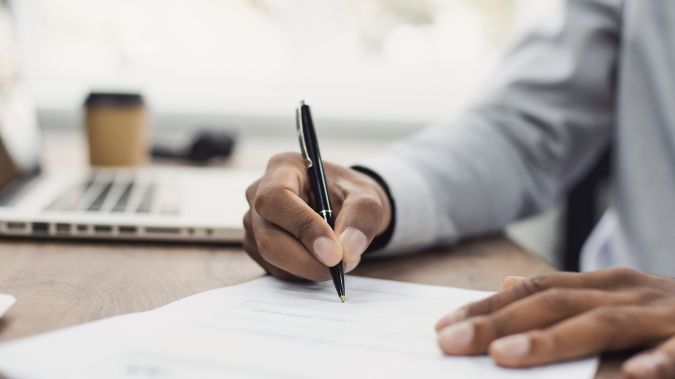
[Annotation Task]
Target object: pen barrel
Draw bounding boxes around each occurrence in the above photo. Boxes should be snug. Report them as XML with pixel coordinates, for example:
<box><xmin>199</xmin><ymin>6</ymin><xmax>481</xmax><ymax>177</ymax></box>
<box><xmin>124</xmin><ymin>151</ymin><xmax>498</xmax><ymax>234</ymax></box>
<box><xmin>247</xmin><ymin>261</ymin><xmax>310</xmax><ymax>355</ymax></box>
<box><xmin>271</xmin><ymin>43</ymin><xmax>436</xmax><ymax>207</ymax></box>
<box><xmin>297</xmin><ymin>101</ymin><xmax>345</xmax><ymax>300</ymax></box>
<box><xmin>301</xmin><ymin>104</ymin><xmax>333</xmax><ymax>220</ymax></box>
<box><xmin>307</xmin><ymin>163</ymin><xmax>333</xmax><ymax>224</ymax></box>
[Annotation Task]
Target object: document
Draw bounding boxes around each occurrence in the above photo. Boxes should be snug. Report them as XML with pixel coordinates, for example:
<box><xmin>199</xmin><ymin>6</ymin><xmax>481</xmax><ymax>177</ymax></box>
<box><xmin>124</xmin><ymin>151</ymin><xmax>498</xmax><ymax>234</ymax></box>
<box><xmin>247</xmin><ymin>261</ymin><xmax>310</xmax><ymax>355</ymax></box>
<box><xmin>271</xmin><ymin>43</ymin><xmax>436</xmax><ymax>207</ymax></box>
<box><xmin>0</xmin><ymin>277</ymin><xmax>598</xmax><ymax>378</ymax></box>
<box><xmin>0</xmin><ymin>294</ymin><xmax>14</xmax><ymax>319</ymax></box>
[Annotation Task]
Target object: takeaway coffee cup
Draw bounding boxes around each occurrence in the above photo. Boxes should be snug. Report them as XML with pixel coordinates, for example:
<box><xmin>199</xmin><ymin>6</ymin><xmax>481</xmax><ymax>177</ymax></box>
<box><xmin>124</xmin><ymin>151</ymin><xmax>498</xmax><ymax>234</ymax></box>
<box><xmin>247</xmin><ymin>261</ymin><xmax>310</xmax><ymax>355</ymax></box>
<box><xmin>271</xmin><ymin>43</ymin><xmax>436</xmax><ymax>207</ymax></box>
<box><xmin>84</xmin><ymin>92</ymin><xmax>148</xmax><ymax>167</ymax></box>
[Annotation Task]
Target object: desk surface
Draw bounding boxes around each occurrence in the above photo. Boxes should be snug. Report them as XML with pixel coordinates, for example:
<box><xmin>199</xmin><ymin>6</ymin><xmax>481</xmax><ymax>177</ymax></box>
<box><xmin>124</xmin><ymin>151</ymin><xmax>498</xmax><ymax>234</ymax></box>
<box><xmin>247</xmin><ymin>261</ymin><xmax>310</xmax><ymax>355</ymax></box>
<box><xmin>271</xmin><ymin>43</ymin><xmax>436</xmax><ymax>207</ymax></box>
<box><xmin>0</xmin><ymin>236</ymin><xmax>619</xmax><ymax>378</ymax></box>
<box><xmin>0</xmin><ymin>236</ymin><xmax>550</xmax><ymax>341</ymax></box>
<box><xmin>0</xmin><ymin>131</ymin><xmax>620</xmax><ymax>377</ymax></box>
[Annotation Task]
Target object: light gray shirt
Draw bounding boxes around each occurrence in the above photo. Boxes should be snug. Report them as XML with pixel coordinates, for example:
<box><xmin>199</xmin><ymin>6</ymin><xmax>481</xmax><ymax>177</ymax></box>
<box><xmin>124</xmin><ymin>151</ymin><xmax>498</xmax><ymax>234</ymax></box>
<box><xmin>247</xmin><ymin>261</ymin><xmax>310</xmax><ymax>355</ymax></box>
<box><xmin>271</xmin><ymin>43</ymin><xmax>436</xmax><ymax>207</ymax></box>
<box><xmin>364</xmin><ymin>0</ymin><xmax>675</xmax><ymax>276</ymax></box>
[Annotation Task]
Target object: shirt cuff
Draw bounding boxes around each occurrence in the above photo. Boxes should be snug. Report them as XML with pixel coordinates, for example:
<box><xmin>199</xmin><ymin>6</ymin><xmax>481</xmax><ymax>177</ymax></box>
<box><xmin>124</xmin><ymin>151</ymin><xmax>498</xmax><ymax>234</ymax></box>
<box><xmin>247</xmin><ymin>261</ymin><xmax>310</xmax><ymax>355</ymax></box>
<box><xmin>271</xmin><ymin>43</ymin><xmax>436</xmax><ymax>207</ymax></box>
<box><xmin>355</xmin><ymin>155</ymin><xmax>439</xmax><ymax>256</ymax></box>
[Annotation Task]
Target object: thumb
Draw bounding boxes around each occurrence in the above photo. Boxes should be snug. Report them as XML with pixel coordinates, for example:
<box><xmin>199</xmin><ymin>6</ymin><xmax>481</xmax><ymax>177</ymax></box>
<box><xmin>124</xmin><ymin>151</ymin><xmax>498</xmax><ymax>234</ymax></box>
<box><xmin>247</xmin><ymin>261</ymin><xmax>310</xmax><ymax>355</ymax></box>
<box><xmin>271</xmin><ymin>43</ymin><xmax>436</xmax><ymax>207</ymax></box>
<box><xmin>334</xmin><ymin>195</ymin><xmax>387</xmax><ymax>264</ymax></box>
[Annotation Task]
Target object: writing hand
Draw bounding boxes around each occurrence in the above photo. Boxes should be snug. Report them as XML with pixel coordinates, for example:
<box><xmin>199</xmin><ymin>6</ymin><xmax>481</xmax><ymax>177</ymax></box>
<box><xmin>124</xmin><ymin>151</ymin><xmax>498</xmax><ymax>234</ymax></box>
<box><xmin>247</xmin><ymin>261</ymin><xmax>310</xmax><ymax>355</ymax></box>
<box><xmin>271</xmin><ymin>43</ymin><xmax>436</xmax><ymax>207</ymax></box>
<box><xmin>243</xmin><ymin>152</ymin><xmax>392</xmax><ymax>281</ymax></box>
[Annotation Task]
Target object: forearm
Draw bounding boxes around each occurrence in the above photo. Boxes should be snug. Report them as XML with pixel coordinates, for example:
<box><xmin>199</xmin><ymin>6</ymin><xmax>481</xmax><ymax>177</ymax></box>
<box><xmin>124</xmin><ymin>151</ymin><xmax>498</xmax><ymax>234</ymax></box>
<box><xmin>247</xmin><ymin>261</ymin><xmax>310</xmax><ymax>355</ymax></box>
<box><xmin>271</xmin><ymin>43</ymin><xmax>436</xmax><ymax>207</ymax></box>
<box><xmin>361</xmin><ymin>0</ymin><xmax>621</xmax><ymax>255</ymax></box>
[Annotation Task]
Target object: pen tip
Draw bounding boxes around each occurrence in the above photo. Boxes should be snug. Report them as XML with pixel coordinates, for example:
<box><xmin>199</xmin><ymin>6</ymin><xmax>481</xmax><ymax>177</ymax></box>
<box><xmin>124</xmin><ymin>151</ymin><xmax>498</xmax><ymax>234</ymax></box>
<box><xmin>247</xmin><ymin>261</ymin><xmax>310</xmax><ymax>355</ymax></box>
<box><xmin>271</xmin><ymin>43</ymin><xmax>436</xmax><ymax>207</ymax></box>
<box><xmin>339</xmin><ymin>295</ymin><xmax>346</xmax><ymax>303</ymax></box>
<box><xmin>299</xmin><ymin>99</ymin><xmax>305</xmax><ymax>106</ymax></box>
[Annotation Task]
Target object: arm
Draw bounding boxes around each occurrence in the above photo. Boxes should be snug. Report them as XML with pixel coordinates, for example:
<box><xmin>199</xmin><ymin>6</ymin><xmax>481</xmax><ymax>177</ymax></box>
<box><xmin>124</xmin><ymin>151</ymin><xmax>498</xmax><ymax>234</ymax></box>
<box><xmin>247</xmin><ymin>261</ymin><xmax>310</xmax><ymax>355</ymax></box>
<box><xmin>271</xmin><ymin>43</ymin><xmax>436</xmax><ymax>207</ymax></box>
<box><xmin>362</xmin><ymin>0</ymin><xmax>622</xmax><ymax>255</ymax></box>
<box><xmin>241</xmin><ymin>0</ymin><xmax>622</xmax><ymax>281</ymax></box>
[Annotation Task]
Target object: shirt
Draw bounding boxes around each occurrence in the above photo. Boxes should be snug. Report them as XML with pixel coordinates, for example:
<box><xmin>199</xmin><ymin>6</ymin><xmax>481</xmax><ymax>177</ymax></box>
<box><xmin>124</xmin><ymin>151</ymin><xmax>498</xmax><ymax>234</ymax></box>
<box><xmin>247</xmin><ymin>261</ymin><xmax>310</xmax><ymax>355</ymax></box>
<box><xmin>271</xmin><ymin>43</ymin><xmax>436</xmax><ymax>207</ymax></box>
<box><xmin>362</xmin><ymin>0</ymin><xmax>675</xmax><ymax>277</ymax></box>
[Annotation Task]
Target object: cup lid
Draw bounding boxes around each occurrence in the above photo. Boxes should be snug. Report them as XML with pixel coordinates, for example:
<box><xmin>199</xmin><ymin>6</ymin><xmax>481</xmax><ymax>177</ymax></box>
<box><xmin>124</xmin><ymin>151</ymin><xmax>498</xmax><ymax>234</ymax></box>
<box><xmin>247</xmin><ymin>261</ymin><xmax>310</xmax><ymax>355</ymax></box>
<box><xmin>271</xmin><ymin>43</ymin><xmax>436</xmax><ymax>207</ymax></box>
<box><xmin>84</xmin><ymin>92</ymin><xmax>144</xmax><ymax>107</ymax></box>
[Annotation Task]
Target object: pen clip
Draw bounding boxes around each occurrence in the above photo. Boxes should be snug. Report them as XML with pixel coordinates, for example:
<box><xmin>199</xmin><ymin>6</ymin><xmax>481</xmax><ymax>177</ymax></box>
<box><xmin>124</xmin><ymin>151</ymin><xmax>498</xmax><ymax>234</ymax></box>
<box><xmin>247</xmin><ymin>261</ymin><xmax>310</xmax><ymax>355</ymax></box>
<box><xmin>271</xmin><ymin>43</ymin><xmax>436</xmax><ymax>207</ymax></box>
<box><xmin>296</xmin><ymin>101</ymin><xmax>313</xmax><ymax>168</ymax></box>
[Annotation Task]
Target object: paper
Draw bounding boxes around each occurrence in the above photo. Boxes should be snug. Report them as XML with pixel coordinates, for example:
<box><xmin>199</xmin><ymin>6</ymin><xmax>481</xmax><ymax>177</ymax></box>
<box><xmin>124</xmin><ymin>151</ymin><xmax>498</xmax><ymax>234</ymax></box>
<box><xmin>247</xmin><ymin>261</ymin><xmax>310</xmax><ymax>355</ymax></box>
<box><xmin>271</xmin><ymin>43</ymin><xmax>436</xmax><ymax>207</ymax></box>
<box><xmin>0</xmin><ymin>277</ymin><xmax>598</xmax><ymax>378</ymax></box>
<box><xmin>0</xmin><ymin>294</ymin><xmax>14</xmax><ymax>319</ymax></box>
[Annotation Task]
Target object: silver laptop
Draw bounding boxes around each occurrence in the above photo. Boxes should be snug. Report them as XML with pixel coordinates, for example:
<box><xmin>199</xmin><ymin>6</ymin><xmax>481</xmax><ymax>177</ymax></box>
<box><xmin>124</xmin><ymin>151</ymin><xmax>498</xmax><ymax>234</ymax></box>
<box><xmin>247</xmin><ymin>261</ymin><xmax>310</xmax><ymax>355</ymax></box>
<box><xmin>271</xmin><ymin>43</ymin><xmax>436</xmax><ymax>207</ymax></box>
<box><xmin>0</xmin><ymin>92</ymin><xmax>258</xmax><ymax>243</ymax></box>
<box><xmin>0</xmin><ymin>3</ymin><xmax>258</xmax><ymax>243</ymax></box>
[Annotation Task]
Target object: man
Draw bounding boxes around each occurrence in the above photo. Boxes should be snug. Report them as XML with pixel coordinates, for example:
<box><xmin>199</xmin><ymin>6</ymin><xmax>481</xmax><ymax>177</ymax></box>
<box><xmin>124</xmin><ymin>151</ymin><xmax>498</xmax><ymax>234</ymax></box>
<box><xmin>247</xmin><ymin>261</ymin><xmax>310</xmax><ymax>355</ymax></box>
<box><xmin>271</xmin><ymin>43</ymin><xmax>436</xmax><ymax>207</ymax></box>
<box><xmin>243</xmin><ymin>1</ymin><xmax>675</xmax><ymax>377</ymax></box>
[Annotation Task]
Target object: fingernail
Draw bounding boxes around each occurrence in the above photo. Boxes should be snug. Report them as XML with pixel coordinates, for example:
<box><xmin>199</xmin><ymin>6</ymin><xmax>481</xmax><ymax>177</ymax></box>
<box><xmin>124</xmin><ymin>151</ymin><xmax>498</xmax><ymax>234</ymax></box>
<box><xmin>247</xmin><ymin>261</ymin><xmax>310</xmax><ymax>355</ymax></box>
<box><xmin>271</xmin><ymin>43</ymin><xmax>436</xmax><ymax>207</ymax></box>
<box><xmin>500</xmin><ymin>276</ymin><xmax>525</xmax><ymax>291</ymax></box>
<box><xmin>438</xmin><ymin>321</ymin><xmax>474</xmax><ymax>353</ymax></box>
<box><xmin>339</xmin><ymin>228</ymin><xmax>368</xmax><ymax>261</ymax></box>
<box><xmin>435</xmin><ymin>309</ymin><xmax>466</xmax><ymax>331</ymax></box>
<box><xmin>624</xmin><ymin>352</ymin><xmax>669</xmax><ymax>378</ymax></box>
<box><xmin>491</xmin><ymin>334</ymin><xmax>530</xmax><ymax>358</ymax></box>
<box><xmin>313</xmin><ymin>237</ymin><xmax>341</xmax><ymax>266</ymax></box>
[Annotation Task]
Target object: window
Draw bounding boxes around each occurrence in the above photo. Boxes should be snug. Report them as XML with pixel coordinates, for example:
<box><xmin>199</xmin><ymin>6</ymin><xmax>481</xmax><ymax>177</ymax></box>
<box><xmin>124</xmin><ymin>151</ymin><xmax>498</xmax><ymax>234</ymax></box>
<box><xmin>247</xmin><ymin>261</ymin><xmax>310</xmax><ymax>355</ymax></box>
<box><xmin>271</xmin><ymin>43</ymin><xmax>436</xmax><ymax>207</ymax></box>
<box><xmin>10</xmin><ymin>0</ymin><xmax>554</xmax><ymax>128</ymax></box>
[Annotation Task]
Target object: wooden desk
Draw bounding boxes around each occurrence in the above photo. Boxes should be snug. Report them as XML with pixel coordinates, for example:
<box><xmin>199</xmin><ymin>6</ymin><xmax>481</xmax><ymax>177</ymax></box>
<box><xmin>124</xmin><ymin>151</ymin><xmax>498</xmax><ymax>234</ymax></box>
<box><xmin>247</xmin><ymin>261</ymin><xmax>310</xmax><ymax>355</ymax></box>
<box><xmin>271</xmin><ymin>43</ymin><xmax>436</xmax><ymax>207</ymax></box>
<box><xmin>0</xmin><ymin>235</ymin><xmax>551</xmax><ymax>341</ymax></box>
<box><xmin>0</xmin><ymin>235</ymin><xmax>619</xmax><ymax>377</ymax></box>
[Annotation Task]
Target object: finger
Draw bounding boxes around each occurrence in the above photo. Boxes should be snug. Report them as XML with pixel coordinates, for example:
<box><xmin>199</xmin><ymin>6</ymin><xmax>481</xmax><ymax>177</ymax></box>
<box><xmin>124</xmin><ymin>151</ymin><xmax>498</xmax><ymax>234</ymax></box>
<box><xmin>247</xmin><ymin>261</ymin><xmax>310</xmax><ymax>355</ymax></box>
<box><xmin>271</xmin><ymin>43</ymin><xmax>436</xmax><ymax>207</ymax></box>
<box><xmin>488</xmin><ymin>305</ymin><xmax>675</xmax><ymax>368</ymax></box>
<box><xmin>623</xmin><ymin>336</ymin><xmax>675</xmax><ymax>379</ymax></box>
<box><xmin>333</xmin><ymin>194</ymin><xmax>385</xmax><ymax>263</ymax></box>
<box><xmin>251</xmin><ymin>208</ymin><xmax>330</xmax><ymax>281</ymax></box>
<box><xmin>243</xmin><ymin>227</ymin><xmax>297</xmax><ymax>280</ymax></box>
<box><xmin>243</xmin><ymin>211</ymin><xmax>299</xmax><ymax>280</ymax></box>
<box><xmin>245</xmin><ymin>179</ymin><xmax>260</xmax><ymax>206</ymax></box>
<box><xmin>255</xmin><ymin>165</ymin><xmax>342</xmax><ymax>267</ymax></box>
<box><xmin>344</xmin><ymin>256</ymin><xmax>361</xmax><ymax>274</ymax></box>
<box><xmin>435</xmin><ymin>270</ymin><xmax>631</xmax><ymax>331</ymax></box>
<box><xmin>500</xmin><ymin>276</ymin><xmax>525</xmax><ymax>291</ymax></box>
<box><xmin>437</xmin><ymin>288</ymin><xmax>649</xmax><ymax>355</ymax></box>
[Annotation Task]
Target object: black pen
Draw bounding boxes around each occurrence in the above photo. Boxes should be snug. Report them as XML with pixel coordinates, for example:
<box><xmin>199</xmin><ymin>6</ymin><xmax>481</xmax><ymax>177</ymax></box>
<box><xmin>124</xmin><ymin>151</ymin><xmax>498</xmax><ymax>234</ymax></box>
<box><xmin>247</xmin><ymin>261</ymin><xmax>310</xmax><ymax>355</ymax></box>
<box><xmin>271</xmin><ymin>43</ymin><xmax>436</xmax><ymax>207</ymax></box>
<box><xmin>295</xmin><ymin>100</ymin><xmax>346</xmax><ymax>303</ymax></box>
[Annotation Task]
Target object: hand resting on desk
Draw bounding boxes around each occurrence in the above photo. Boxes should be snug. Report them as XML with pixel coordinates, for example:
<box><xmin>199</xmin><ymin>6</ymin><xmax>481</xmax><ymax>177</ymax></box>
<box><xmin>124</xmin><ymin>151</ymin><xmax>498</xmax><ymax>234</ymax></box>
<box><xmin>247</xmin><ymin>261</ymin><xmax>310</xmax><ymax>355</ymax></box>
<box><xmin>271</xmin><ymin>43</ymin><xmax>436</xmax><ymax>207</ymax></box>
<box><xmin>436</xmin><ymin>268</ymin><xmax>675</xmax><ymax>379</ymax></box>
<box><xmin>242</xmin><ymin>152</ymin><xmax>391</xmax><ymax>281</ymax></box>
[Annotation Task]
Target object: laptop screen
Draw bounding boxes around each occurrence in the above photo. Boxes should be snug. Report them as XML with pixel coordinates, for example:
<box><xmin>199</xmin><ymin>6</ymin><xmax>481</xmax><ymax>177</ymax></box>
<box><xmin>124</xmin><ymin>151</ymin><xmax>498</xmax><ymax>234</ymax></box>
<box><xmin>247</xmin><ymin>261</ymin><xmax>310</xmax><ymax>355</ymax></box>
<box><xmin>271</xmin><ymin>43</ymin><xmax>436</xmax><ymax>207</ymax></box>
<box><xmin>0</xmin><ymin>3</ymin><xmax>41</xmax><ymax>193</ymax></box>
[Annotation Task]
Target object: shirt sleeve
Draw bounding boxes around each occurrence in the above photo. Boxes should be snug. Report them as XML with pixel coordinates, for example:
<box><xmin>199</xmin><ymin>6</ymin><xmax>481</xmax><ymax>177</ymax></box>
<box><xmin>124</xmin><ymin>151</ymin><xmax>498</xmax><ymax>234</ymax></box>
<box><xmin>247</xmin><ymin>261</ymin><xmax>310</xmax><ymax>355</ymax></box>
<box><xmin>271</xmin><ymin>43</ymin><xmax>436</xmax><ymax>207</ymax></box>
<box><xmin>359</xmin><ymin>0</ymin><xmax>623</xmax><ymax>256</ymax></box>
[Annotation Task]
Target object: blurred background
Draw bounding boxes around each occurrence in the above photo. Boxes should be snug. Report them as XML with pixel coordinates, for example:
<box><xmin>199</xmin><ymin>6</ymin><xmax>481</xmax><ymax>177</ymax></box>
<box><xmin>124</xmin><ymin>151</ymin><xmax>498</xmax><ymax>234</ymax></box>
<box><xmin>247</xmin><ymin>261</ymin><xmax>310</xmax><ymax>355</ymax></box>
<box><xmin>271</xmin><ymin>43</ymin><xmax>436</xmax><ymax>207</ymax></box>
<box><xmin>3</xmin><ymin>0</ymin><xmax>564</xmax><ymax>265</ymax></box>
<box><xmin>11</xmin><ymin>0</ymin><xmax>556</xmax><ymax>131</ymax></box>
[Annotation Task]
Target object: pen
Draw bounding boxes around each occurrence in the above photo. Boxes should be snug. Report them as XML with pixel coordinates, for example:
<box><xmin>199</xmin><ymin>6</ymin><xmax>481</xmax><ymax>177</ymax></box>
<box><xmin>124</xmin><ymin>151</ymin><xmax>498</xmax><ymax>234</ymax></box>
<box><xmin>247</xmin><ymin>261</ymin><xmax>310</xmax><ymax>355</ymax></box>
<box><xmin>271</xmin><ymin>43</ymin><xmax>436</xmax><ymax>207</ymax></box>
<box><xmin>295</xmin><ymin>100</ymin><xmax>346</xmax><ymax>303</ymax></box>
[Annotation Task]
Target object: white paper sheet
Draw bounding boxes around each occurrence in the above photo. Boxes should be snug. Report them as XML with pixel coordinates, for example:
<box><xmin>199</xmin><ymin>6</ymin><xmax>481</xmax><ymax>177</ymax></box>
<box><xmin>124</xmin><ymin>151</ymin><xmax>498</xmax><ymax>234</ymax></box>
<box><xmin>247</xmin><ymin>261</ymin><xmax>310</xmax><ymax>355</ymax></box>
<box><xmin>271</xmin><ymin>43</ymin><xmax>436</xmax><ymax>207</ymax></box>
<box><xmin>0</xmin><ymin>294</ymin><xmax>15</xmax><ymax>319</ymax></box>
<box><xmin>0</xmin><ymin>277</ymin><xmax>598</xmax><ymax>378</ymax></box>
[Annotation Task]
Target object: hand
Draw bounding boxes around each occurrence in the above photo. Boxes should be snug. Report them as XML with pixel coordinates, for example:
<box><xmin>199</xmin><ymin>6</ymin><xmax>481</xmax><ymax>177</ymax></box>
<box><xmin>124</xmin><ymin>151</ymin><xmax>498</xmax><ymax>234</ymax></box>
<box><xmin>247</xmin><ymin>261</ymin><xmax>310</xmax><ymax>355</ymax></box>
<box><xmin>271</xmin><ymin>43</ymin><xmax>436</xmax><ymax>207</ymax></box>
<box><xmin>434</xmin><ymin>268</ymin><xmax>675</xmax><ymax>379</ymax></box>
<box><xmin>243</xmin><ymin>152</ymin><xmax>392</xmax><ymax>281</ymax></box>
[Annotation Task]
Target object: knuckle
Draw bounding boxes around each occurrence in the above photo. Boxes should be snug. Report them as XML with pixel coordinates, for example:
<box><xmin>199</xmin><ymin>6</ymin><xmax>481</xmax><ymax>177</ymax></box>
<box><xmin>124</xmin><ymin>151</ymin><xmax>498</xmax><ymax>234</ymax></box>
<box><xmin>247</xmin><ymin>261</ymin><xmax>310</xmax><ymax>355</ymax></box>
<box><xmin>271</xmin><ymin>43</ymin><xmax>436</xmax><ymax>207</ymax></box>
<box><xmin>268</xmin><ymin>152</ymin><xmax>300</xmax><ymax>167</ymax></box>
<box><xmin>662</xmin><ymin>304</ymin><xmax>675</xmax><ymax>321</ymax></box>
<box><xmin>475</xmin><ymin>315</ymin><xmax>504</xmax><ymax>340</ymax></box>
<box><xmin>537</xmin><ymin>288</ymin><xmax>572</xmax><ymax>311</ymax></box>
<box><xmin>242</xmin><ymin>235</ymin><xmax>256</xmax><ymax>255</ymax></box>
<box><xmin>242</xmin><ymin>212</ymin><xmax>252</xmax><ymax>231</ymax></box>
<box><xmin>607</xmin><ymin>268</ymin><xmax>641</xmax><ymax>284</ymax></box>
<box><xmin>591</xmin><ymin>307</ymin><xmax>628</xmax><ymax>329</ymax></box>
<box><xmin>352</xmin><ymin>195</ymin><xmax>383</xmax><ymax>217</ymax></box>
<box><xmin>341</xmin><ymin>195</ymin><xmax>384</xmax><ymax>234</ymax></box>
<box><xmin>289</xmin><ymin>213</ymin><xmax>315</xmax><ymax>242</ymax></box>
<box><xmin>530</xmin><ymin>329</ymin><xmax>560</xmax><ymax>353</ymax></box>
<box><xmin>465</xmin><ymin>294</ymin><xmax>500</xmax><ymax>317</ymax></box>
<box><xmin>589</xmin><ymin>307</ymin><xmax>629</xmax><ymax>348</ymax></box>
<box><xmin>633</xmin><ymin>288</ymin><xmax>665</xmax><ymax>303</ymax></box>
<box><xmin>480</xmin><ymin>295</ymin><xmax>503</xmax><ymax>314</ymax></box>
<box><xmin>245</xmin><ymin>180</ymin><xmax>259</xmax><ymax>204</ymax></box>
<box><xmin>520</xmin><ymin>275</ymin><xmax>552</xmax><ymax>295</ymax></box>
<box><xmin>253</xmin><ymin>188</ymin><xmax>277</xmax><ymax>214</ymax></box>
<box><xmin>255</xmin><ymin>235</ymin><xmax>275</xmax><ymax>261</ymax></box>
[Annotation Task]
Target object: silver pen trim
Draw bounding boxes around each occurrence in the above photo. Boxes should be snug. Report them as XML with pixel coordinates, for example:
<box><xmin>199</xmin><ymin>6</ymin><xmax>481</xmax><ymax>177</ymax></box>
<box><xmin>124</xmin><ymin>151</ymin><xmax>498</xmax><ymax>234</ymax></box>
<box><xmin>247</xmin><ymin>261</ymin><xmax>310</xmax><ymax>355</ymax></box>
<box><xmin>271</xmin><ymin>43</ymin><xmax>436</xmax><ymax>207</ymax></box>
<box><xmin>295</xmin><ymin>100</ymin><xmax>313</xmax><ymax>168</ymax></box>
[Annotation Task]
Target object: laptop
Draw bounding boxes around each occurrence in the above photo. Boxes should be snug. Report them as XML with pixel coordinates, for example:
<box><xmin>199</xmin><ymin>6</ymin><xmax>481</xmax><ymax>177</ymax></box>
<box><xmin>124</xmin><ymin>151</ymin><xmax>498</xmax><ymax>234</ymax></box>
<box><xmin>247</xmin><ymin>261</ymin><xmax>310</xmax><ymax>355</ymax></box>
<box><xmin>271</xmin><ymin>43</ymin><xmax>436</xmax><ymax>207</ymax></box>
<box><xmin>0</xmin><ymin>89</ymin><xmax>259</xmax><ymax>243</ymax></box>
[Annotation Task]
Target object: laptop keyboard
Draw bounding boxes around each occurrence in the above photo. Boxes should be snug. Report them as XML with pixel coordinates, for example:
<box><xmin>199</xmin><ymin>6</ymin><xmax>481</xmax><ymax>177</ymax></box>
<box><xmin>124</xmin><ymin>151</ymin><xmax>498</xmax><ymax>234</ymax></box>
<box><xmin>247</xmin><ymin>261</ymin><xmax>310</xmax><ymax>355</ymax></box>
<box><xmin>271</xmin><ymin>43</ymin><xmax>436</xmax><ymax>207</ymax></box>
<box><xmin>46</xmin><ymin>172</ymin><xmax>180</xmax><ymax>215</ymax></box>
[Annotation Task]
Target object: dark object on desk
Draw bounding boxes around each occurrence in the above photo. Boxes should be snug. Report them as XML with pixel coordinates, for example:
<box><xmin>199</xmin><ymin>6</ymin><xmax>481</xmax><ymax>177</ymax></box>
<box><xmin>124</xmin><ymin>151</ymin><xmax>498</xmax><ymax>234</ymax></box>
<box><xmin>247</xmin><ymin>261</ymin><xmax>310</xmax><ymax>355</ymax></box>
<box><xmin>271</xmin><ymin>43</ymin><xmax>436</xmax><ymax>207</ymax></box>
<box><xmin>152</xmin><ymin>130</ymin><xmax>236</xmax><ymax>164</ymax></box>
<box><xmin>295</xmin><ymin>100</ymin><xmax>346</xmax><ymax>302</ymax></box>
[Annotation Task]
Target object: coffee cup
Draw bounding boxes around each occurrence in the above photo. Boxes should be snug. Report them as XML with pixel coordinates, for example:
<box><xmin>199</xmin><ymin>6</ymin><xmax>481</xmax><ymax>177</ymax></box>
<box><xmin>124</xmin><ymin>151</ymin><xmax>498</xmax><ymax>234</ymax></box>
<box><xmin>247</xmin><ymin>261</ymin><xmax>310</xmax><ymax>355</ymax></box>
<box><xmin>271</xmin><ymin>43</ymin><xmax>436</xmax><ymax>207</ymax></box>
<box><xmin>84</xmin><ymin>92</ymin><xmax>148</xmax><ymax>167</ymax></box>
